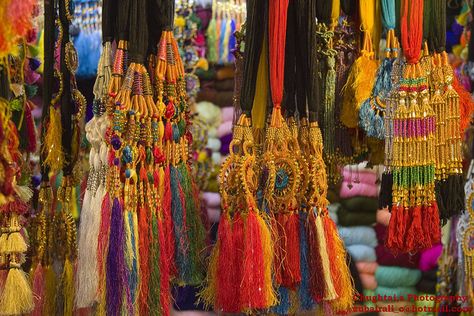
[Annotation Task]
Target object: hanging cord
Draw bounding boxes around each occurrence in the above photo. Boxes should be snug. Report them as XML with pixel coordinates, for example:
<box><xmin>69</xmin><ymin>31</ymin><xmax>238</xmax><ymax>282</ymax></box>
<box><xmin>430</xmin><ymin>0</ymin><xmax>446</xmax><ymax>53</ymax></box>
<box><xmin>239</xmin><ymin>0</ymin><xmax>265</xmax><ymax>117</ymax></box>
<box><xmin>102</xmin><ymin>0</ymin><xmax>118</xmax><ymax>43</ymax></box>
<box><xmin>400</xmin><ymin>0</ymin><xmax>423</xmax><ymax>64</ymax></box>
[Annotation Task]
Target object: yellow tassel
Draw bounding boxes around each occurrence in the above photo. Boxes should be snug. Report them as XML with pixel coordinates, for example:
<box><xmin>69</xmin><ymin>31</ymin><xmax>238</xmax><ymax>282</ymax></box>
<box><xmin>256</xmin><ymin>214</ymin><xmax>277</xmax><ymax>307</ymax></box>
<box><xmin>62</xmin><ymin>258</ymin><xmax>75</xmax><ymax>316</ymax></box>
<box><xmin>0</xmin><ymin>232</ymin><xmax>7</xmax><ymax>253</ymax></box>
<box><xmin>340</xmin><ymin>54</ymin><xmax>378</xmax><ymax>128</ymax></box>
<box><xmin>43</xmin><ymin>265</ymin><xmax>57</xmax><ymax>316</ymax></box>
<box><xmin>315</xmin><ymin>215</ymin><xmax>338</xmax><ymax>301</ymax></box>
<box><xmin>199</xmin><ymin>239</ymin><xmax>219</xmax><ymax>307</ymax></box>
<box><xmin>71</xmin><ymin>187</ymin><xmax>79</xmax><ymax>219</ymax></box>
<box><xmin>252</xmin><ymin>36</ymin><xmax>269</xmax><ymax>130</ymax></box>
<box><xmin>42</xmin><ymin>107</ymin><xmax>64</xmax><ymax>173</ymax></box>
<box><xmin>331</xmin><ymin>0</ymin><xmax>340</xmax><ymax>29</ymax></box>
<box><xmin>0</xmin><ymin>267</ymin><xmax>34</xmax><ymax>315</ymax></box>
<box><xmin>6</xmin><ymin>232</ymin><xmax>27</xmax><ymax>254</ymax></box>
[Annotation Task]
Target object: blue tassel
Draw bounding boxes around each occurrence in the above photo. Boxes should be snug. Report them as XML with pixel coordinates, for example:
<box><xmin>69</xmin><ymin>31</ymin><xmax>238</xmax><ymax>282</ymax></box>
<box><xmin>298</xmin><ymin>211</ymin><xmax>316</xmax><ymax>311</ymax></box>
<box><xmin>272</xmin><ymin>286</ymin><xmax>291</xmax><ymax>315</ymax></box>
<box><xmin>170</xmin><ymin>166</ymin><xmax>191</xmax><ymax>283</ymax></box>
<box><xmin>228</xmin><ymin>19</ymin><xmax>236</xmax><ymax>63</ymax></box>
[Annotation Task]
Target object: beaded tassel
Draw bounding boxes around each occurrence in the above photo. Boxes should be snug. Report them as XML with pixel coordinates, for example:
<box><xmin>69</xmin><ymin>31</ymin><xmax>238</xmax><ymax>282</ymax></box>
<box><xmin>387</xmin><ymin>64</ymin><xmax>440</xmax><ymax>253</ymax></box>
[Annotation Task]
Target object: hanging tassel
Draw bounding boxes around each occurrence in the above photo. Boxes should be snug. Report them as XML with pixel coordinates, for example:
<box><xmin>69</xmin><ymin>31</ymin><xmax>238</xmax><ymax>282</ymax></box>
<box><xmin>240</xmin><ymin>210</ymin><xmax>267</xmax><ymax>311</ymax></box>
<box><xmin>378</xmin><ymin>171</ymin><xmax>393</xmax><ymax>209</ymax></box>
<box><xmin>341</xmin><ymin>51</ymin><xmax>379</xmax><ymax>128</ymax></box>
<box><xmin>106</xmin><ymin>198</ymin><xmax>125</xmax><ymax>316</ymax></box>
<box><xmin>453</xmin><ymin>73</ymin><xmax>474</xmax><ymax>135</ymax></box>
<box><xmin>323</xmin><ymin>215</ymin><xmax>354</xmax><ymax>311</ymax></box>
<box><xmin>279</xmin><ymin>212</ymin><xmax>301</xmax><ymax>289</ymax></box>
<box><xmin>30</xmin><ymin>263</ymin><xmax>45</xmax><ymax>316</ymax></box>
<box><xmin>272</xmin><ymin>287</ymin><xmax>290</xmax><ymax>315</ymax></box>
<box><xmin>256</xmin><ymin>212</ymin><xmax>276</xmax><ymax>307</ymax></box>
<box><xmin>314</xmin><ymin>211</ymin><xmax>338</xmax><ymax>301</ymax></box>
<box><xmin>306</xmin><ymin>211</ymin><xmax>326</xmax><ymax>302</ymax></box>
<box><xmin>42</xmin><ymin>264</ymin><xmax>57</xmax><ymax>316</ymax></box>
<box><xmin>170</xmin><ymin>165</ymin><xmax>191</xmax><ymax>283</ymax></box>
<box><xmin>162</xmin><ymin>166</ymin><xmax>176</xmax><ymax>277</ymax></box>
<box><xmin>137</xmin><ymin>189</ymin><xmax>151</xmax><ymax>315</ymax></box>
<box><xmin>96</xmin><ymin>192</ymin><xmax>111</xmax><ymax>306</ymax></box>
<box><xmin>5</xmin><ymin>213</ymin><xmax>28</xmax><ymax>253</ymax></box>
<box><xmin>147</xmin><ymin>211</ymin><xmax>162</xmax><ymax>314</ymax></box>
<box><xmin>42</xmin><ymin>107</ymin><xmax>64</xmax><ymax>173</ymax></box>
<box><xmin>0</xmin><ymin>265</ymin><xmax>34</xmax><ymax>315</ymax></box>
<box><xmin>298</xmin><ymin>211</ymin><xmax>315</xmax><ymax>311</ymax></box>
<box><xmin>215</xmin><ymin>214</ymin><xmax>238</xmax><ymax>312</ymax></box>
<box><xmin>177</xmin><ymin>163</ymin><xmax>205</xmax><ymax>284</ymax></box>
<box><xmin>61</xmin><ymin>257</ymin><xmax>75</xmax><ymax>316</ymax></box>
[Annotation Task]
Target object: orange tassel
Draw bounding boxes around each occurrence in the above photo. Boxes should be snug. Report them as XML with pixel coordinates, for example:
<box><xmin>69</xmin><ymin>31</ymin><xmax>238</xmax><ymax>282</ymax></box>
<box><xmin>405</xmin><ymin>206</ymin><xmax>425</xmax><ymax>252</ymax></box>
<box><xmin>453</xmin><ymin>72</ymin><xmax>474</xmax><ymax>135</ymax></box>
<box><xmin>323</xmin><ymin>216</ymin><xmax>354</xmax><ymax>312</ymax></box>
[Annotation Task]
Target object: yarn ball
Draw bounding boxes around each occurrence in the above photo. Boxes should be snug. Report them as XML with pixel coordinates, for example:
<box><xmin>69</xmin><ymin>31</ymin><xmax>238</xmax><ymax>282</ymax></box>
<box><xmin>376</xmin><ymin>208</ymin><xmax>391</xmax><ymax>226</ymax></box>
<box><xmin>375</xmin><ymin>244</ymin><xmax>420</xmax><ymax>268</ymax></box>
<box><xmin>340</xmin><ymin>181</ymin><xmax>380</xmax><ymax>198</ymax></box>
<box><xmin>375</xmin><ymin>266</ymin><xmax>421</xmax><ymax>287</ymax></box>
<box><xmin>359</xmin><ymin>273</ymin><xmax>378</xmax><ymax>290</ymax></box>
<box><xmin>340</xmin><ymin>196</ymin><xmax>379</xmax><ymax>213</ymax></box>
<box><xmin>221</xmin><ymin>106</ymin><xmax>234</xmax><ymax>122</ymax></box>
<box><xmin>356</xmin><ymin>262</ymin><xmax>379</xmax><ymax>274</ymax></box>
<box><xmin>219</xmin><ymin>133</ymin><xmax>232</xmax><ymax>156</ymax></box>
<box><xmin>418</xmin><ymin>244</ymin><xmax>442</xmax><ymax>272</ymax></box>
<box><xmin>211</xmin><ymin>152</ymin><xmax>222</xmax><ymax>165</ymax></box>
<box><xmin>196</xmin><ymin>101</ymin><xmax>222</xmax><ymax>127</ymax></box>
<box><xmin>206</xmin><ymin>137</ymin><xmax>221</xmax><ymax>152</ymax></box>
<box><xmin>217</xmin><ymin>120</ymin><xmax>233</xmax><ymax>138</ymax></box>
<box><xmin>338</xmin><ymin>226</ymin><xmax>378</xmax><ymax>247</ymax></box>
<box><xmin>375</xmin><ymin>286</ymin><xmax>417</xmax><ymax>300</ymax></box>
<box><xmin>338</xmin><ymin>208</ymin><xmax>376</xmax><ymax>227</ymax></box>
<box><xmin>347</xmin><ymin>244</ymin><xmax>377</xmax><ymax>262</ymax></box>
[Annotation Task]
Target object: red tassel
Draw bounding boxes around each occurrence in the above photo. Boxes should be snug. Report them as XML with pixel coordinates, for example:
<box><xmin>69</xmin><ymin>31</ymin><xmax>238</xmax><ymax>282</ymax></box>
<box><xmin>405</xmin><ymin>205</ymin><xmax>425</xmax><ymax>252</ymax></box>
<box><xmin>137</xmin><ymin>205</ymin><xmax>150</xmax><ymax>315</ymax></box>
<box><xmin>30</xmin><ymin>264</ymin><xmax>45</xmax><ymax>316</ymax></box>
<box><xmin>426</xmin><ymin>202</ymin><xmax>441</xmax><ymax>245</ymax></box>
<box><xmin>281</xmin><ymin>212</ymin><xmax>301</xmax><ymax>289</ymax></box>
<box><xmin>216</xmin><ymin>215</ymin><xmax>238</xmax><ymax>312</ymax></box>
<box><xmin>397</xmin><ymin>207</ymin><xmax>407</xmax><ymax>249</ymax></box>
<box><xmin>240</xmin><ymin>211</ymin><xmax>266</xmax><ymax>310</ymax></box>
<box><xmin>386</xmin><ymin>205</ymin><xmax>400</xmax><ymax>252</ymax></box>
<box><xmin>158</xmin><ymin>216</ymin><xmax>171</xmax><ymax>316</ymax></box>
<box><xmin>232</xmin><ymin>213</ymin><xmax>245</xmax><ymax>311</ymax></box>
<box><xmin>453</xmin><ymin>73</ymin><xmax>474</xmax><ymax>135</ymax></box>
<box><xmin>162</xmin><ymin>166</ymin><xmax>176</xmax><ymax>277</ymax></box>
<box><xmin>306</xmin><ymin>211</ymin><xmax>325</xmax><ymax>302</ymax></box>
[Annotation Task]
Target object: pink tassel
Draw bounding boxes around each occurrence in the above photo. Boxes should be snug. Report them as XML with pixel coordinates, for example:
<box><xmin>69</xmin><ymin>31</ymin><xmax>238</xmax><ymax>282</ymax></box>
<box><xmin>30</xmin><ymin>264</ymin><xmax>45</xmax><ymax>316</ymax></box>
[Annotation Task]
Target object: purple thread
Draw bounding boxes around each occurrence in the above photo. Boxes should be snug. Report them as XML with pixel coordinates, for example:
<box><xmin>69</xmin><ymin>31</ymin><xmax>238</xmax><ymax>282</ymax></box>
<box><xmin>106</xmin><ymin>198</ymin><xmax>125</xmax><ymax>316</ymax></box>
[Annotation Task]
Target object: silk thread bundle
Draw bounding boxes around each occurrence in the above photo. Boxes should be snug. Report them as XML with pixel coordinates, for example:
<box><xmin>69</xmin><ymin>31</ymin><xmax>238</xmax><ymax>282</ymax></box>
<box><xmin>75</xmin><ymin>20</ymin><xmax>113</xmax><ymax>306</ymax></box>
<box><xmin>340</xmin><ymin>0</ymin><xmax>379</xmax><ymax>129</ymax></box>
<box><xmin>386</xmin><ymin>0</ymin><xmax>442</xmax><ymax>254</ymax></box>
<box><xmin>359</xmin><ymin>0</ymin><xmax>397</xmax><ymax>140</ymax></box>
